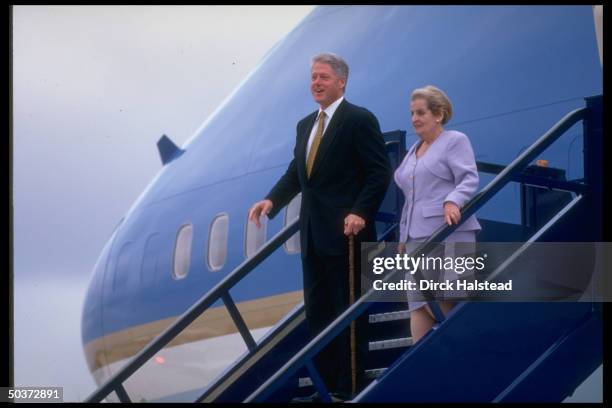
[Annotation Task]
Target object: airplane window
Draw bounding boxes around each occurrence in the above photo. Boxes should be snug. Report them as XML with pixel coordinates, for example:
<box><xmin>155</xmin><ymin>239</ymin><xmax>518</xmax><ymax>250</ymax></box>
<box><xmin>245</xmin><ymin>209</ymin><xmax>267</xmax><ymax>259</ymax></box>
<box><xmin>284</xmin><ymin>193</ymin><xmax>301</xmax><ymax>254</ymax></box>
<box><xmin>173</xmin><ymin>224</ymin><xmax>193</xmax><ymax>280</ymax></box>
<box><xmin>208</xmin><ymin>213</ymin><xmax>229</xmax><ymax>271</ymax></box>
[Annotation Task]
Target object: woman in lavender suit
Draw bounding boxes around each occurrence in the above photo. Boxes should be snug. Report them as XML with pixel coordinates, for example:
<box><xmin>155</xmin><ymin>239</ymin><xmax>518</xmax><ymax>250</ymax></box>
<box><xmin>394</xmin><ymin>85</ymin><xmax>481</xmax><ymax>343</ymax></box>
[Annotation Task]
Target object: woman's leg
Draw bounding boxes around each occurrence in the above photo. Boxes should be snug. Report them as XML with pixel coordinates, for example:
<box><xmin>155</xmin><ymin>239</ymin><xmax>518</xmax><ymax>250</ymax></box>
<box><xmin>410</xmin><ymin>306</ymin><xmax>436</xmax><ymax>343</ymax></box>
<box><xmin>412</xmin><ymin>301</ymin><xmax>456</xmax><ymax>343</ymax></box>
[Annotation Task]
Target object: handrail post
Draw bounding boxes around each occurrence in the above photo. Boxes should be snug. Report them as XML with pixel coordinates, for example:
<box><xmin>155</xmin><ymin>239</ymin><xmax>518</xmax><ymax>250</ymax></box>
<box><xmin>427</xmin><ymin>301</ymin><xmax>446</xmax><ymax>323</ymax></box>
<box><xmin>583</xmin><ymin>95</ymin><xmax>603</xmax><ymax>241</ymax></box>
<box><xmin>222</xmin><ymin>292</ymin><xmax>257</xmax><ymax>351</ymax></box>
<box><xmin>305</xmin><ymin>360</ymin><xmax>332</xmax><ymax>403</ymax></box>
<box><xmin>115</xmin><ymin>384</ymin><xmax>131</xmax><ymax>403</ymax></box>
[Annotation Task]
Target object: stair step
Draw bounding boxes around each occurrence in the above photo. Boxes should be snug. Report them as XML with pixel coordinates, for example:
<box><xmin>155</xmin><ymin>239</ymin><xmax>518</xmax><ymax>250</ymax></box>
<box><xmin>369</xmin><ymin>337</ymin><xmax>413</xmax><ymax>351</ymax></box>
<box><xmin>367</xmin><ymin>301</ymin><xmax>409</xmax><ymax>316</ymax></box>
<box><xmin>369</xmin><ymin>310</ymin><xmax>411</xmax><ymax>323</ymax></box>
<box><xmin>365</xmin><ymin>367</ymin><xmax>387</xmax><ymax>379</ymax></box>
<box><xmin>298</xmin><ymin>377</ymin><xmax>313</xmax><ymax>388</ymax></box>
<box><xmin>298</xmin><ymin>368</ymin><xmax>388</xmax><ymax>387</ymax></box>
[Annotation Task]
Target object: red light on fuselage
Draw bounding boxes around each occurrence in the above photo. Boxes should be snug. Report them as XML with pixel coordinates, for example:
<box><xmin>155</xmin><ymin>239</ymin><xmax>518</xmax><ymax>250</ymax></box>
<box><xmin>155</xmin><ymin>356</ymin><xmax>166</xmax><ymax>364</ymax></box>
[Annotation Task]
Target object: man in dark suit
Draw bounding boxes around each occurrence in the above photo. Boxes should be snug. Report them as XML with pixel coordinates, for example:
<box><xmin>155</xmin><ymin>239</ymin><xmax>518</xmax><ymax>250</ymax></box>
<box><xmin>249</xmin><ymin>52</ymin><xmax>391</xmax><ymax>400</ymax></box>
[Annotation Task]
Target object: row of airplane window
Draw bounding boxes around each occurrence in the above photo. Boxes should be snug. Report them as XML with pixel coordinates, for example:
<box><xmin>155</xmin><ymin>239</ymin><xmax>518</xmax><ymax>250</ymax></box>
<box><xmin>109</xmin><ymin>194</ymin><xmax>301</xmax><ymax>290</ymax></box>
<box><xmin>171</xmin><ymin>194</ymin><xmax>302</xmax><ymax>279</ymax></box>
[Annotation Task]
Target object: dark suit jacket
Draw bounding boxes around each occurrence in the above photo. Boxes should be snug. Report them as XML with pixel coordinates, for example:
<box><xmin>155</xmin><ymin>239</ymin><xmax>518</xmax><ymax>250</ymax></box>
<box><xmin>266</xmin><ymin>99</ymin><xmax>392</xmax><ymax>257</ymax></box>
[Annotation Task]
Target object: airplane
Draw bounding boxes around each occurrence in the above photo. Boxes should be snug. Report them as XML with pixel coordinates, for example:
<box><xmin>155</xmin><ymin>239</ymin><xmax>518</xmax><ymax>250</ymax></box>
<box><xmin>81</xmin><ymin>5</ymin><xmax>603</xmax><ymax>403</ymax></box>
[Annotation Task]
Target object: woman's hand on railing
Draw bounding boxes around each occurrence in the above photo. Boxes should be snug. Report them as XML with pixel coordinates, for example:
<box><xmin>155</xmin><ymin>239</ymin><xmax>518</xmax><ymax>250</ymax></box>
<box><xmin>444</xmin><ymin>201</ymin><xmax>461</xmax><ymax>225</ymax></box>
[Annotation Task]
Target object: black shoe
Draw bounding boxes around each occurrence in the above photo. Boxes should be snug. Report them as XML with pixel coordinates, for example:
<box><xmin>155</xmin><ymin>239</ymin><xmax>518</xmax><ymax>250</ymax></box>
<box><xmin>290</xmin><ymin>391</ymin><xmax>349</xmax><ymax>403</ymax></box>
<box><xmin>329</xmin><ymin>392</ymin><xmax>350</xmax><ymax>403</ymax></box>
<box><xmin>290</xmin><ymin>392</ymin><xmax>321</xmax><ymax>403</ymax></box>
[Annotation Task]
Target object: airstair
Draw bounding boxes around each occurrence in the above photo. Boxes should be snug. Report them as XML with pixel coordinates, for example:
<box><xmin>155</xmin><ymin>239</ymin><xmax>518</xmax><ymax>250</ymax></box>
<box><xmin>85</xmin><ymin>95</ymin><xmax>602</xmax><ymax>403</ymax></box>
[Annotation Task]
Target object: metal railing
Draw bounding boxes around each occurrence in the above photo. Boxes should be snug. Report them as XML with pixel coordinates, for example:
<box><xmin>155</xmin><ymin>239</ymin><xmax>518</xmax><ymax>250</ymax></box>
<box><xmin>244</xmin><ymin>107</ymin><xmax>589</xmax><ymax>402</ymax></box>
<box><xmin>86</xmin><ymin>105</ymin><xmax>591</xmax><ymax>403</ymax></box>
<box><xmin>85</xmin><ymin>219</ymin><xmax>300</xmax><ymax>402</ymax></box>
<box><xmin>195</xmin><ymin>220</ymin><xmax>400</xmax><ymax>402</ymax></box>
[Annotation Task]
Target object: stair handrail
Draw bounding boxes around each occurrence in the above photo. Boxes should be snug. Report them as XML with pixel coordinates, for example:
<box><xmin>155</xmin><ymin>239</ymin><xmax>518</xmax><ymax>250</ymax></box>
<box><xmin>245</xmin><ymin>106</ymin><xmax>588</xmax><ymax>402</ymax></box>
<box><xmin>198</xmin><ymin>219</ymin><xmax>399</xmax><ymax>401</ymax></box>
<box><xmin>86</xmin><ymin>106</ymin><xmax>587</xmax><ymax>403</ymax></box>
<box><xmin>85</xmin><ymin>218</ymin><xmax>300</xmax><ymax>402</ymax></box>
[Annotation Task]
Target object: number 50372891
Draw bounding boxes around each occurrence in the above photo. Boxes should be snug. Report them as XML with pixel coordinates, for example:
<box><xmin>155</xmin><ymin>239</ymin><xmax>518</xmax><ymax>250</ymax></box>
<box><xmin>3</xmin><ymin>387</ymin><xmax>63</xmax><ymax>402</ymax></box>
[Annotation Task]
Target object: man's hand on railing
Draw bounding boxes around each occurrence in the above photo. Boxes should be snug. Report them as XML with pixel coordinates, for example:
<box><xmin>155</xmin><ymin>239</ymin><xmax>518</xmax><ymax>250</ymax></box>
<box><xmin>249</xmin><ymin>199</ymin><xmax>274</xmax><ymax>228</ymax></box>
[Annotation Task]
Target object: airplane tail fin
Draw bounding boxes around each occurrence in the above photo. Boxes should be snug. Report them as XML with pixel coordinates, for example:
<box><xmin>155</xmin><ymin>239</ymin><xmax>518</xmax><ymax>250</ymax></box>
<box><xmin>157</xmin><ymin>134</ymin><xmax>184</xmax><ymax>165</ymax></box>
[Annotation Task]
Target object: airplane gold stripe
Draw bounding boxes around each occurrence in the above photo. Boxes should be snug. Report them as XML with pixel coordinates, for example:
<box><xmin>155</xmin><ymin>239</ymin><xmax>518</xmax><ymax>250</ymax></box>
<box><xmin>84</xmin><ymin>291</ymin><xmax>303</xmax><ymax>371</ymax></box>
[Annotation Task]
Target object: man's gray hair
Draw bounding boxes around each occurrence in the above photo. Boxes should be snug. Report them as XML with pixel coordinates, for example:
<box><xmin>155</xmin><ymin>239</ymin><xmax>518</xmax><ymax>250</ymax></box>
<box><xmin>311</xmin><ymin>52</ymin><xmax>349</xmax><ymax>81</ymax></box>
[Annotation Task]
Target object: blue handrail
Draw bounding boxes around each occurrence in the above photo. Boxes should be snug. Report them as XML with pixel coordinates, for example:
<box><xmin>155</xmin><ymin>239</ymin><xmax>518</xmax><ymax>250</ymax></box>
<box><xmin>85</xmin><ymin>106</ymin><xmax>588</xmax><ymax>403</ymax></box>
<box><xmin>85</xmin><ymin>219</ymin><xmax>300</xmax><ymax>402</ymax></box>
<box><xmin>245</xmin><ymin>107</ymin><xmax>588</xmax><ymax>402</ymax></box>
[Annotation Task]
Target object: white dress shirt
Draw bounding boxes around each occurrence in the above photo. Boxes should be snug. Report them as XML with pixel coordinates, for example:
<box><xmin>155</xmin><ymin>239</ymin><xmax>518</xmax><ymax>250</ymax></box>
<box><xmin>305</xmin><ymin>96</ymin><xmax>344</xmax><ymax>160</ymax></box>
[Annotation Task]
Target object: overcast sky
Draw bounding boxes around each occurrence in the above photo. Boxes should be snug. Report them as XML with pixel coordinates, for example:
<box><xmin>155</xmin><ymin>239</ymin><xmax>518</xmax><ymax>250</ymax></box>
<box><xmin>12</xmin><ymin>5</ymin><xmax>313</xmax><ymax>401</ymax></box>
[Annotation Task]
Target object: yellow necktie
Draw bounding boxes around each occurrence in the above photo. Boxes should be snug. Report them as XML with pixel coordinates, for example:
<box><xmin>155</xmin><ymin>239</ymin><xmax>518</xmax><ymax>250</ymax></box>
<box><xmin>306</xmin><ymin>111</ymin><xmax>326</xmax><ymax>178</ymax></box>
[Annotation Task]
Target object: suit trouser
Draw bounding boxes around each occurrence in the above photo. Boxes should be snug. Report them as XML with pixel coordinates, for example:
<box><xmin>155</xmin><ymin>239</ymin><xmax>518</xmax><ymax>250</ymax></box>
<box><xmin>301</xmin><ymin>229</ymin><xmax>368</xmax><ymax>395</ymax></box>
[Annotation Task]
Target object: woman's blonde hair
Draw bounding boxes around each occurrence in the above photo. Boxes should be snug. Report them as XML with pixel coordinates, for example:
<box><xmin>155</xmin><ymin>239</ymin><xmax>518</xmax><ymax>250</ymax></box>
<box><xmin>411</xmin><ymin>85</ymin><xmax>453</xmax><ymax>125</ymax></box>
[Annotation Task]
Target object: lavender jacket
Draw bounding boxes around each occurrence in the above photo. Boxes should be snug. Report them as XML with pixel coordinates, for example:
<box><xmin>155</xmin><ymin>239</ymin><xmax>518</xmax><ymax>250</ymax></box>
<box><xmin>394</xmin><ymin>130</ymin><xmax>481</xmax><ymax>241</ymax></box>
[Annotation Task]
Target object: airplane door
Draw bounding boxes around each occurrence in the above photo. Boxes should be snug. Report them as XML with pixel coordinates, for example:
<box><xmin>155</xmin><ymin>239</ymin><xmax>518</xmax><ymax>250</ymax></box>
<box><xmin>376</xmin><ymin>130</ymin><xmax>406</xmax><ymax>241</ymax></box>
